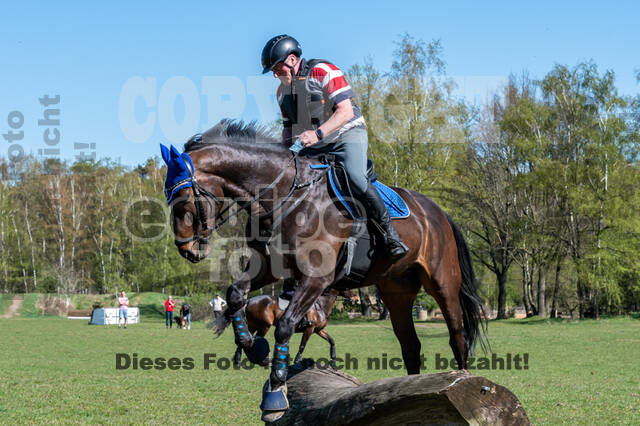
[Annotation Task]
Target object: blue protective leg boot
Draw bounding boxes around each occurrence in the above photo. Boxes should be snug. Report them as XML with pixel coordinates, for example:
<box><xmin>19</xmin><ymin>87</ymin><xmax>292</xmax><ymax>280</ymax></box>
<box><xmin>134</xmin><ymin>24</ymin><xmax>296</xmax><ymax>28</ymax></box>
<box><xmin>230</xmin><ymin>309</ymin><xmax>269</xmax><ymax>365</ymax></box>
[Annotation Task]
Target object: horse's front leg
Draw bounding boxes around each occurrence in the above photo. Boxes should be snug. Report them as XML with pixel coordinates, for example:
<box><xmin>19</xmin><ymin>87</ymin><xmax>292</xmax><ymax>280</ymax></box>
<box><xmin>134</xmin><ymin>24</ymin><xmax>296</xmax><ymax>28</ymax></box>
<box><xmin>261</xmin><ymin>276</ymin><xmax>330</xmax><ymax>420</ymax></box>
<box><xmin>226</xmin><ymin>246</ymin><xmax>278</xmax><ymax>364</ymax></box>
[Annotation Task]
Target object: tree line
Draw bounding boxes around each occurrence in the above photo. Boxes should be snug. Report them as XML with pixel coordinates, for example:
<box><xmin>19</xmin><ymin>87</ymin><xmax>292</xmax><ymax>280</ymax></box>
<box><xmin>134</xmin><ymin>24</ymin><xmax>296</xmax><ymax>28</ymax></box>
<box><xmin>349</xmin><ymin>34</ymin><xmax>639</xmax><ymax>318</ymax></box>
<box><xmin>0</xmin><ymin>34</ymin><xmax>638</xmax><ymax>318</ymax></box>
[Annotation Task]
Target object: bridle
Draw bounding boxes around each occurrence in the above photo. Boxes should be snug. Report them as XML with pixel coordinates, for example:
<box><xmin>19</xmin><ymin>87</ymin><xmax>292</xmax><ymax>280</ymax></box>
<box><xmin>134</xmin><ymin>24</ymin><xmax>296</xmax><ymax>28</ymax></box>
<box><xmin>172</xmin><ymin>153</ymin><xmax>220</xmax><ymax>246</ymax></box>
<box><xmin>172</xmin><ymin>151</ymin><xmax>328</xmax><ymax>247</ymax></box>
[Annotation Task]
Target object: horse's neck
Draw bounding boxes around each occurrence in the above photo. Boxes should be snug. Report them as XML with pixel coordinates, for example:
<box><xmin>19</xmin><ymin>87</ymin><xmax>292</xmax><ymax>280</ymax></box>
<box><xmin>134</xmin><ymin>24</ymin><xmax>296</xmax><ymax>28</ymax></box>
<box><xmin>195</xmin><ymin>144</ymin><xmax>296</xmax><ymax>203</ymax></box>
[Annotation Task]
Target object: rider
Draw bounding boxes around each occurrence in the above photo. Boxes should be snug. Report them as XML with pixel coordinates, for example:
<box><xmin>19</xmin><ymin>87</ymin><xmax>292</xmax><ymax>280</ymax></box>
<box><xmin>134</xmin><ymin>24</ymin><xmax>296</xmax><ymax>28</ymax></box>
<box><xmin>261</xmin><ymin>34</ymin><xmax>409</xmax><ymax>260</ymax></box>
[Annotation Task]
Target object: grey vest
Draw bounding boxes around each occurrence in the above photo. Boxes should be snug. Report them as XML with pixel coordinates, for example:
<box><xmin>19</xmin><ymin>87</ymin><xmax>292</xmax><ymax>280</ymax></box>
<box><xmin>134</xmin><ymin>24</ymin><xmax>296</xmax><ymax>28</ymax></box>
<box><xmin>280</xmin><ymin>59</ymin><xmax>335</xmax><ymax>135</ymax></box>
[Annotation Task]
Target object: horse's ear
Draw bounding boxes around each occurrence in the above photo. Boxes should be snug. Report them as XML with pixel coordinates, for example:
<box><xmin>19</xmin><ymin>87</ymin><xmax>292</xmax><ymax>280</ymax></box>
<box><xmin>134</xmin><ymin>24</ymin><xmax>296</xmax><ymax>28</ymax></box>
<box><xmin>160</xmin><ymin>144</ymin><xmax>171</xmax><ymax>165</ymax></box>
<box><xmin>170</xmin><ymin>145</ymin><xmax>181</xmax><ymax>160</ymax></box>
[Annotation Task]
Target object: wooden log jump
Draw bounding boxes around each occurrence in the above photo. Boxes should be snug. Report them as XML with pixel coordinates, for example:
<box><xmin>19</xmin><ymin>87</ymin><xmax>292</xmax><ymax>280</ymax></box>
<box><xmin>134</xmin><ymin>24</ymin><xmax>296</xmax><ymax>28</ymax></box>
<box><xmin>266</xmin><ymin>360</ymin><xmax>530</xmax><ymax>425</ymax></box>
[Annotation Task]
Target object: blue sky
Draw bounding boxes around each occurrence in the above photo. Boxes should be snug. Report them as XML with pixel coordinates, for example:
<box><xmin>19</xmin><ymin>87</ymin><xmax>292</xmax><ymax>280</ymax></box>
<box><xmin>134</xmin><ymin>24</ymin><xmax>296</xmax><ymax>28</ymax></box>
<box><xmin>1</xmin><ymin>1</ymin><xmax>639</xmax><ymax>167</ymax></box>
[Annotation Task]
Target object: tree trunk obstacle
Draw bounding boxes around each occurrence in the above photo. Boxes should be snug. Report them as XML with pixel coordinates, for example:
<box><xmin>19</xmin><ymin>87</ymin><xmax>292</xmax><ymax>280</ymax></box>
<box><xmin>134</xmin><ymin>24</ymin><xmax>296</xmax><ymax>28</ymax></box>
<box><xmin>266</xmin><ymin>360</ymin><xmax>530</xmax><ymax>425</ymax></box>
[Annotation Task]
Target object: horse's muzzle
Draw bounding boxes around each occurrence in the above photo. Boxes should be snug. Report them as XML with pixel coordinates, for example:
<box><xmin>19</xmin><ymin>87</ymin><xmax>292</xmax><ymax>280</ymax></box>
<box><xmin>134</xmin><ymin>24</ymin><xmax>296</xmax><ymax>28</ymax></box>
<box><xmin>178</xmin><ymin>240</ymin><xmax>210</xmax><ymax>263</ymax></box>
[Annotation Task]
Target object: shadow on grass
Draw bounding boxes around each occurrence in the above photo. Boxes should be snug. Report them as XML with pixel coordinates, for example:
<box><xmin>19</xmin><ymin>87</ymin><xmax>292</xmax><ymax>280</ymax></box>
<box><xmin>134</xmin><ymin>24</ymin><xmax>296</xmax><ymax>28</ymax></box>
<box><xmin>137</xmin><ymin>304</ymin><xmax>165</xmax><ymax>319</ymax></box>
<box><xmin>415</xmin><ymin>330</ymin><xmax>450</xmax><ymax>339</ymax></box>
<box><xmin>492</xmin><ymin>317</ymin><xmax>571</xmax><ymax>325</ymax></box>
<box><xmin>489</xmin><ymin>317</ymin><xmax>564</xmax><ymax>325</ymax></box>
<box><xmin>493</xmin><ymin>315</ymin><xmax>639</xmax><ymax>325</ymax></box>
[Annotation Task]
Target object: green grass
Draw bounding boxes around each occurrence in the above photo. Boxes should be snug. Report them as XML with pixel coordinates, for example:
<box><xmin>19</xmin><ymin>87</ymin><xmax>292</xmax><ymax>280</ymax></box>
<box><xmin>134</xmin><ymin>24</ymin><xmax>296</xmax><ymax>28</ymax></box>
<box><xmin>0</xmin><ymin>294</ymin><xmax>13</xmax><ymax>316</ymax></box>
<box><xmin>0</xmin><ymin>316</ymin><xmax>638</xmax><ymax>424</ymax></box>
<box><xmin>68</xmin><ymin>294</ymin><xmax>112</xmax><ymax>311</ymax></box>
<box><xmin>18</xmin><ymin>294</ymin><xmax>47</xmax><ymax>317</ymax></box>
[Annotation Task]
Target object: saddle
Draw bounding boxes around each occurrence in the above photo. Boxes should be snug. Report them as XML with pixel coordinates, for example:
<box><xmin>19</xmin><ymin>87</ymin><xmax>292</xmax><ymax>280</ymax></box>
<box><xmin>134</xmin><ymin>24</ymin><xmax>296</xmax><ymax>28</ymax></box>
<box><xmin>306</xmin><ymin>155</ymin><xmax>410</xmax><ymax>288</ymax></box>
<box><xmin>327</xmin><ymin>159</ymin><xmax>410</xmax><ymax>220</ymax></box>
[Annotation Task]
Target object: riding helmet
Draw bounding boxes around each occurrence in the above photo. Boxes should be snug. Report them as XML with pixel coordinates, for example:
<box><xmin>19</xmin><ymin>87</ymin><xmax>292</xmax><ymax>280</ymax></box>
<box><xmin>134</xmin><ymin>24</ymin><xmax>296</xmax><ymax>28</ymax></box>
<box><xmin>261</xmin><ymin>35</ymin><xmax>302</xmax><ymax>74</ymax></box>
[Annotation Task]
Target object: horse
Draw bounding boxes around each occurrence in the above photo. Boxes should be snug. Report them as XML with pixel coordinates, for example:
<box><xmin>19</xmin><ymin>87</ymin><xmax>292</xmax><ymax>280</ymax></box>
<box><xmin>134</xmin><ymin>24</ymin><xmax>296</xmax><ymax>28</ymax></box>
<box><xmin>161</xmin><ymin>120</ymin><xmax>488</xmax><ymax>420</ymax></box>
<box><xmin>222</xmin><ymin>288</ymin><xmax>357</xmax><ymax>368</ymax></box>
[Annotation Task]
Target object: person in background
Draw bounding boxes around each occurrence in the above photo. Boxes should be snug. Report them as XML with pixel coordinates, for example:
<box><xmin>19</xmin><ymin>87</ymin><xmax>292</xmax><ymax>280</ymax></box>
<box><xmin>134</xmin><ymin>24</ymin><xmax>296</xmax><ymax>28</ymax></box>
<box><xmin>180</xmin><ymin>302</ymin><xmax>192</xmax><ymax>330</ymax></box>
<box><xmin>209</xmin><ymin>294</ymin><xmax>227</xmax><ymax>320</ymax></box>
<box><xmin>165</xmin><ymin>296</ymin><xmax>176</xmax><ymax>328</ymax></box>
<box><xmin>118</xmin><ymin>291</ymin><xmax>129</xmax><ymax>329</ymax></box>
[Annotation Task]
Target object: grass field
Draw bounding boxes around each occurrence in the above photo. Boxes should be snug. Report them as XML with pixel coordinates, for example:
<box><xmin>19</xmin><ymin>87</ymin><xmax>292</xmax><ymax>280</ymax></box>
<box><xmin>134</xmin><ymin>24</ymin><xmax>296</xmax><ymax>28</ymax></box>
<box><xmin>0</xmin><ymin>316</ymin><xmax>638</xmax><ymax>424</ymax></box>
<box><xmin>0</xmin><ymin>294</ymin><xmax>12</xmax><ymax>316</ymax></box>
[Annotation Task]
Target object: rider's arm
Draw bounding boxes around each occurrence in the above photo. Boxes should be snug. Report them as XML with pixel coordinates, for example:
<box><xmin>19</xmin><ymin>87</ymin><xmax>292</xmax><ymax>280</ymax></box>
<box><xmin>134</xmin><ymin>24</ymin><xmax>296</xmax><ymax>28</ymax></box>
<box><xmin>317</xmin><ymin>98</ymin><xmax>354</xmax><ymax>139</ymax></box>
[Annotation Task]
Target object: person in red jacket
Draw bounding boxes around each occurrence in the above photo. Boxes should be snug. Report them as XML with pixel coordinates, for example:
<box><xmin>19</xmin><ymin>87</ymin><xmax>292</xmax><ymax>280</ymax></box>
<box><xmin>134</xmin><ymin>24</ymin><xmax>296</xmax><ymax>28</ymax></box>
<box><xmin>165</xmin><ymin>296</ymin><xmax>176</xmax><ymax>328</ymax></box>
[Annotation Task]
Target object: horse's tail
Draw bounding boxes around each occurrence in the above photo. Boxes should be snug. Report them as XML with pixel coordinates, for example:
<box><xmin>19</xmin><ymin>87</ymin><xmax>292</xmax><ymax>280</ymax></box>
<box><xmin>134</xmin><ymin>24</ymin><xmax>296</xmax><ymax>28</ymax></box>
<box><xmin>446</xmin><ymin>214</ymin><xmax>490</xmax><ymax>356</ymax></box>
<box><xmin>208</xmin><ymin>308</ymin><xmax>231</xmax><ymax>337</ymax></box>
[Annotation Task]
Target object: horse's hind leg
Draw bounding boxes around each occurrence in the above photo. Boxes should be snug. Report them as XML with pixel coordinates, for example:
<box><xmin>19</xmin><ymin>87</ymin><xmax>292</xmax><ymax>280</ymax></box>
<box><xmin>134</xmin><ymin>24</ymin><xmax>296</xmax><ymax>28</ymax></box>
<box><xmin>293</xmin><ymin>327</ymin><xmax>314</xmax><ymax>364</ymax></box>
<box><xmin>234</xmin><ymin>321</ymin><xmax>268</xmax><ymax>367</ymax></box>
<box><xmin>233</xmin><ymin>346</ymin><xmax>242</xmax><ymax>367</ymax></box>
<box><xmin>425</xmin><ymin>275</ymin><xmax>468</xmax><ymax>370</ymax></box>
<box><xmin>379</xmin><ymin>280</ymin><xmax>422</xmax><ymax>374</ymax></box>
<box><xmin>316</xmin><ymin>329</ymin><xmax>337</xmax><ymax>368</ymax></box>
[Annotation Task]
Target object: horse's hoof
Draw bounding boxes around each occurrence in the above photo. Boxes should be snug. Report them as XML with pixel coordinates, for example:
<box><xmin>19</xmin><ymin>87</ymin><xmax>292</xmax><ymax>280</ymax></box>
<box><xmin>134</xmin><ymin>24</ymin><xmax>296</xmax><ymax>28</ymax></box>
<box><xmin>260</xmin><ymin>381</ymin><xmax>289</xmax><ymax>412</ymax></box>
<box><xmin>261</xmin><ymin>409</ymin><xmax>286</xmax><ymax>423</ymax></box>
<box><xmin>244</xmin><ymin>336</ymin><xmax>270</xmax><ymax>365</ymax></box>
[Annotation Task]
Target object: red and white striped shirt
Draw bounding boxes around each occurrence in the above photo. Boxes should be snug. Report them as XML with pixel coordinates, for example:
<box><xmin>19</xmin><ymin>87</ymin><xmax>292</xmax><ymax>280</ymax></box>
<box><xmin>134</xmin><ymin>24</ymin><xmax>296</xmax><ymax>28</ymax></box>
<box><xmin>277</xmin><ymin>59</ymin><xmax>364</xmax><ymax>139</ymax></box>
<box><xmin>307</xmin><ymin>61</ymin><xmax>354</xmax><ymax>104</ymax></box>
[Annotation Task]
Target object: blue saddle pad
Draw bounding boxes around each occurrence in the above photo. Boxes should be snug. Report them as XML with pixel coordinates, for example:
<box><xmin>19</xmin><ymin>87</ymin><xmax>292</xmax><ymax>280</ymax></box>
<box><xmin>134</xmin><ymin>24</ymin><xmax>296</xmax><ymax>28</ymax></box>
<box><xmin>327</xmin><ymin>168</ymin><xmax>410</xmax><ymax>219</ymax></box>
<box><xmin>372</xmin><ymin>180</ymin><xmax>410</xmax><ymax>219</ymax></box>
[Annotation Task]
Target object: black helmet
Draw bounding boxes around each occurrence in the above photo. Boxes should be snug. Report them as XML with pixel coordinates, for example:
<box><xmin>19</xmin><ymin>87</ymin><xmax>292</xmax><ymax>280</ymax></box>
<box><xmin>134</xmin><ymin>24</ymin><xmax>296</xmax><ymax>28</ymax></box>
<box><xmin>261</xmin><ymin>35</ymin><xmax>302</xmax><ymax>74</ymax></box>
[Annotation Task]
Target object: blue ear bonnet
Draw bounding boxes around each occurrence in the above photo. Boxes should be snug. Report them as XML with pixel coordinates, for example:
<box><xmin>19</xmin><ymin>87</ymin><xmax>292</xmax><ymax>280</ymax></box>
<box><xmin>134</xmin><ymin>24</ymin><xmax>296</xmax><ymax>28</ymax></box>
<box><xmin>160</xmin><ymin>144</ymin><xmax>195</xmax><ymax>204</ymax></box>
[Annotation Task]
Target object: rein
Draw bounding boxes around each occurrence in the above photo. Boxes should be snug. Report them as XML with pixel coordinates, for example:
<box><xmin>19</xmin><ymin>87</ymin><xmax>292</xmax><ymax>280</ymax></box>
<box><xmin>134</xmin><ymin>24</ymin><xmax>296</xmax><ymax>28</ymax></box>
<box><xmin>173</xmin><ymin>151</ymin><xmax>328</xmax><ymax>246</ymax></box>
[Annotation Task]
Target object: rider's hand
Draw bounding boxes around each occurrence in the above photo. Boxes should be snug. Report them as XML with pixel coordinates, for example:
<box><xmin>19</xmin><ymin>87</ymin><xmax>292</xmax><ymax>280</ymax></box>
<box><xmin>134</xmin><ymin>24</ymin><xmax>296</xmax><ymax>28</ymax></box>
<box><xmin>298</xmin><ymin>130</ymin><xmax>319</xmax><ymax>147</ymax></box>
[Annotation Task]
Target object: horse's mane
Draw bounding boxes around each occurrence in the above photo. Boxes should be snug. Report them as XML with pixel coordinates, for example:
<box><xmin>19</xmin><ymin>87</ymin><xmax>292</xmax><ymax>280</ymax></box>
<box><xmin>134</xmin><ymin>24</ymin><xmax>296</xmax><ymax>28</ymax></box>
<box><xmin>184</xmin><ymin>119</ymin><xmax>282</xmax><ymax>153</ymax></box>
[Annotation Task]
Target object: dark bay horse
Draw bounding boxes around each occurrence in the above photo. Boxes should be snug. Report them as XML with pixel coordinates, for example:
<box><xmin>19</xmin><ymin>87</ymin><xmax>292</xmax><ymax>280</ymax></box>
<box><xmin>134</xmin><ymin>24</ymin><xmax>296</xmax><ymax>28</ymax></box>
<box><xmin>223</xmin><ymin>288</ymin><xmax>356</xmax><ymax>367</ymax></box>
<box><xmin>161</xmin><ymin>120</ymin><xmax>487</xmax><ymax>420</ymax></box>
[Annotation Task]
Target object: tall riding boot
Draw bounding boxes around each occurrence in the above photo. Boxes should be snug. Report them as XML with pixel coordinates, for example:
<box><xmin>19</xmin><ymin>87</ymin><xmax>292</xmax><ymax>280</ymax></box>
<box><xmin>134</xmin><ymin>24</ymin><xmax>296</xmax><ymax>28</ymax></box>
<box><xmin>357</xmin><ymin>182</ymin><xmax>408</xmax><ymax>261</ymax></box>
